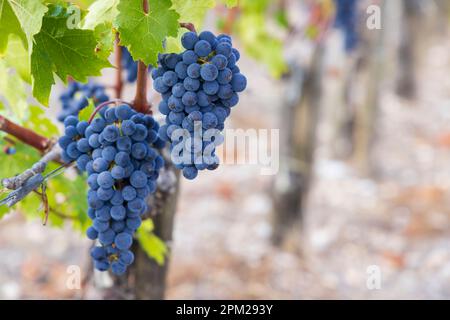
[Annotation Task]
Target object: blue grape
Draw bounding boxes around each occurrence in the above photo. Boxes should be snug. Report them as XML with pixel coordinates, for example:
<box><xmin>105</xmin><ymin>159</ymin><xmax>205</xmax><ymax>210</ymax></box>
<box><xmin>122</xmin><ymin>186</ymin><xmax>137</xmax><ymax>201</ymax></box>
<box><xmin>181</xmin><ymin>31</ymin><xmax>198</xmax><ymax>49</ymax></box>
<box><xmin>103</xmin><ymin>125</ymin><xmax>120</xmax><ymax>142</ymax></box>
<box><xmin>203</xmin><ymin>81</ymin><xmax>219</xmax><ymax>95</ymax></box>
<box><xmin>111</xmin><ymin>261</ymin><xmax>127</xmax><ymax>275</ymax></box>
<box><xmin>175</xmin><ymin>62</ymin><xmax>188</xmax><ymax>79</ymax></box>
<box><xmin>130</xmin><ymin>170</ymin><xmax>147</xmax><ymax>188</ymax></box>
<box><xmin>115</xmin><ymin>104</ymin><xmax>133</xmax><ymax>120</ymax></box>
<box><xmin>99</xmin><ymin>228</ymin><xmax>115</xmax><ymax>246</ymax></box>
<box><xmin>162</xmin><ymin>71</ymin><xmax>178</xmax><ymax>87</ymax></box>
<box><xmin>172</xmin><ymin>83</ymin><xmax>186</xmax><ymax>98</ymax></box>
<box><xmin>111</xmin><ymin>205</ymin><xmax>126</xmax><ymax>220</ymax></box>
<box><xmin>182</xmin><ymin>50</ymin><xmax>198</xmax><ymax>64</ymax></box>
<box><xmin>183</xmin><ymin>166</ymin><xmax>198</xmax><ymax>180</ymax></box>
<box><xmin>217</xmin><ymin>68</ymin><xmax>233</xmax><ymax>84</ymax></box>
<box><xmin>126</xmin><ymin>217</ymin><xmax>142</xmax><ymax>230</ymax></box>
<box><xmin>200</xmin><ymin>64</ymin><xmax>219</xmax><ymax>81</ymax></box>
<box><xmin>211</xmin><ymin>54</ymin><xmax>228</xmax><ymax>70</ymax></box>
<box><xmin>86</xmin><ymin>227</ymin><xmax>98</xmax><ymax>240</ymax></box>
<box><xmin>231</xmin><ymin>73</ymin><xmax>247</xmax><ymax>92</ymax></box>
<box><xmin>93</xmin><ymin>158</ymin><xmax>109</xmax><ymax>172</ymax></box>
<box><xmin>153</xmin><ymin>77</ymin><xmax>169</xmax><ymax>93</ymax></box>
<box><xmin>115</xmin><ymin>233</ymin><xmax>133</xmax><ymax>250</ymax></box>
<box><xmin>117</xmin><ymin>136</ymin><xmax>132</xmax><ymax>152</ymax></box>
<box><xmin>119</xmin><ymin>250</ymin><xmax>135</xmax><ymax>265</ymax></box>
<box><xmin>216</xmin><ymin>42</ymin><xmax>232</xmax><ymax>57</ymax></box>
<box><xmin>187</xmin><ymin>63</ymin><xmax>201</xmax><ymax>78</ymax></box>
<box><xmin>159</xmin><ymin>100</ymin><xmax>170</xmax><ymax>115</ymax></box>
<box><xmin>194</xmin><ymin>40</ymin><xmax>212</xmax><ymax>57</ymax></box>
<box><xmin>199</xmin><ymin>31</ymin><xmax>216</xmax><ymax>46</ymax></box>
<box><xmin>97</xmin><ymin>187</ymin><xmax>114</xmax><ymax>201</ymax></box>
<box><xmin>97</xmin><ymin>171</ymin><xmax>114</xmax><ymax>188</ymax></box>
<box><xmin>183</xmin><ymin>77</ymin><xmax>200</xmax><ymax>91</ymax></box>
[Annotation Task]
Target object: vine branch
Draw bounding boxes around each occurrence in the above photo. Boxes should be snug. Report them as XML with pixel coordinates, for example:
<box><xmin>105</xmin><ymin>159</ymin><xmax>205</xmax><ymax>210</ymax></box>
<box><xmin>2</xmin><ymin>143</ymin><xmax>61</xmax><ymax>190</ymax></box>
<box><xmin>180</xmin><ymin>22</ymin><xmax>196</xmax><ymax>33</ymax></box>
<box><xmin>133</xmin><ymin>0</ymin><xmax>151</xmax><ymax>114</ymax></box>
<box><xmin>115</xmin><ymin>33</ymin><xmax>124</xmax><ymax>99</ymax></box>
<box><xmin>0</xmin><ymin>115</ymin><xmax>51</xmax><ymax>152</ymax></box>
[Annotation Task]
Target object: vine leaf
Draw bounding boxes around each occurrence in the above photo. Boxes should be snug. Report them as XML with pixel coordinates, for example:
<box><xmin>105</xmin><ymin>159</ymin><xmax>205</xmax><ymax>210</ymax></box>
<box><xmin>82</xmin><ymin>0</ymin><xmax>119</xmax><ymax>30</ymax></box>
<box><xmin>0</xmin><ymin>0</ymin><xmax>47</xmax><ymax>53</ymax></box>
<box><xmin>0</xmin><ymin>0</ymin><xmax>26</xmax><ymax>53</ymax></box>
<box><xmin>31</xmin><ymin>5</ymin><xmax>112</xmax><ymax>106</ymax></box>
<box><xmin>94</xmin><ymin>22</ymin><xmax>115</xmax><ymax>60</ymax></box>
<box><xmin>4</xmin><ymin>34</ymin><xmax>30</xmax><ymax>83</ymax></box>
<box><xmin>115</xmin><ymin>0</ymin><xmax>180</xmax><ymax>66</ymax></box>
<box><xmin>136</xmin><ymin>219</ymin><xmax>168</xmax><ymax>265</ymax></box>
<box><xmin>236</xmin><ymin>0</ymin><xmax>287</xmax><ymax>77</ymax></box>
<box><xmin>165</xmin><ymin>0</ymin><xmax>215</xmax><ymax>53</ymax></box>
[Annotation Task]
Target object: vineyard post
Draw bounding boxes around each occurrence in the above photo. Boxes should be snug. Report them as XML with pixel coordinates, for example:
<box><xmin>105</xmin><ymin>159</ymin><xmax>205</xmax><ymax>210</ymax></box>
<box><xmin>271</xmin><ymin>44</ymin><xmax>324</xmax><ymax>246</ymax></box>
<box><xmin>352</xmin><ymin>0</ymin><xmax>387</xmax><ymax>175</ymax></box>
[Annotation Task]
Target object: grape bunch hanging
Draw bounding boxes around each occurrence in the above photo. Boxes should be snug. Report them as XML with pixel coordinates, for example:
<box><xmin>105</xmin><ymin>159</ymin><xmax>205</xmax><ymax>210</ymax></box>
<box><xmin>153</xmin><ymin>31</ymin><xmax>247</xmax><ymax>179</ymax></box>
<box><xmin>58</xmin><ymin>105</ymin><xmax>165</xmax><ymax>275</ymax></box>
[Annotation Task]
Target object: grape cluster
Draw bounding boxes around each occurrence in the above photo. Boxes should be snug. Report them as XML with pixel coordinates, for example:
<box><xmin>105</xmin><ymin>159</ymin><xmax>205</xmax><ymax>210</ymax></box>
<box><xmin>121</xmin><ymin>47</ymin><xmax>138</xmax><ymax>83</ymax></box>
<box><xmin>153</xmin><ymin>31</ymin><xmax>247</xmax><ymax>180</ymax></box>
<box><xmin>334</xmin><ymin>0</ymin><xmax>359</xmax><ymax>52</ymax></box>
<box><xmin>58</xmin><ymin>82</ymin><xmax>109</xmax><ymax>122</ymax></box>
<box><xmin>58</xmin><ymin>104</ymin><xmax>165</xmax><ymax>275</ymax></box>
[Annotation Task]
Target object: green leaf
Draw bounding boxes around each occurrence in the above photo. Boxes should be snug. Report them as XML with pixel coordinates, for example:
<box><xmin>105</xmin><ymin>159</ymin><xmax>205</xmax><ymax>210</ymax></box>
<box><xmin>93</xmin><ymin>22</ymin><xmax>114</xmax><ymax>60</ymax></box>
<box><xmin>172</xmin><ymin>0</ymin><xmax>214</xmax><ymax>28</ymax></box>
<box><xmin>77</xmin><ymin>98</ymin><xmax>95</xmax><ymax>122</ymax></box>
<box><xmin>165</xmin><ymin>0</ymin><xmax>215</xmax><ymax>53</ymax></box>
<box><xmin>3</xmin><ymin>0</ymin><xmax>47</xmax><ymax>48</ymax></box>
<box><xmin>0</xmin><ymin>0</ymin><xmax>27</xmax><ymax>53</ymax></box>
<box><xmin>26</xmin><ymin>105</ymin><xmax>59</xmax><ymax>137</ymax></box>
<box><xmin>0</xmin><ymin>59</ymin><xmax>28</xmax><ymax>119</ymax></box>
<box><xmin>82</xmin><ymin>0</ymin><xmax>118</xmax><ymax>30</ymax></box>
<box><xmin>115</xmin><ymin>0</ymin><xmax>179</xmax><ymax>66</ymax></box>
<box><xmin>137</xmin><ymin>219</ymin><xmax>168</xmax><ymax>265</ymax></box>
<box><xmin>236</xmin><ymin>0</ymin><xmax>287</xmax><ymax>77</ymax></box>
<box><xmin>3</xmin><ymin>34</ymin><xmax>30</xmax><ymax>83</ymax></box>
<box><xmin>31</xmin><ymin>5</ymin><xmax>112</xmax><ymax>105</ymax></box>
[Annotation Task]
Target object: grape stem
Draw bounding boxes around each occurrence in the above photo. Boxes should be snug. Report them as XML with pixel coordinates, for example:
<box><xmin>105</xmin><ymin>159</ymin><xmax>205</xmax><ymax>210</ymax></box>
<box><xmin>132</xmin><ymin>0</ymin><xmax>151</xmax><ymax>114</ymax></box>
<box><xmin>180</xmin><ymin>22</ymin><xmax>196</xmax><ymax>33</ymax></box>
<box><xmin>87</xmin><ymin>99</ymin><xmax>133</xmax><ymax>124</ymax></box>
<box><xmin>0</xmin><ymin>115</ymin><xmax>51</xmax><ymax>152</ymax></box>
<box><xmin>114</xmin><ymin>33</ymin><xmax>124</xmax><ymax>99</ymax></box>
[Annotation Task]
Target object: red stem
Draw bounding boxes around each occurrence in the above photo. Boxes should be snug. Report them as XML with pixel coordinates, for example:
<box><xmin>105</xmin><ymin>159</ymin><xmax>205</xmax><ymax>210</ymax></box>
<box><xmin>115</xmin><ymin>33</ymin><xmax>124</xmax><ymax>99</ymax></box>
<box><xmin>88</xmin><ymin>100</ymin><xmax>132</xmax><ymax>124</ymax></box>
<box><xmin>0</xmin><ymin>115</ymin><xmax>50</xmax><ymax>152</ymax></box>
<box><xmin>132</xmin><ymin>0</ymin><xmax>151</xmax><ymax>115</ymax></box>
<box><xmin>180</xmin><ymin>22</ymin><xmax>197</xmax><ymax>33</ymax></box>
